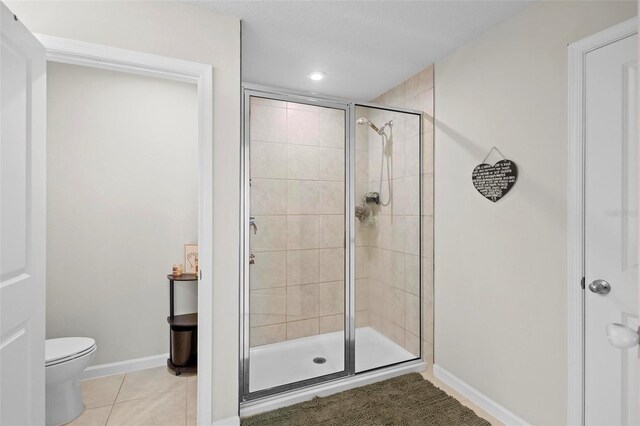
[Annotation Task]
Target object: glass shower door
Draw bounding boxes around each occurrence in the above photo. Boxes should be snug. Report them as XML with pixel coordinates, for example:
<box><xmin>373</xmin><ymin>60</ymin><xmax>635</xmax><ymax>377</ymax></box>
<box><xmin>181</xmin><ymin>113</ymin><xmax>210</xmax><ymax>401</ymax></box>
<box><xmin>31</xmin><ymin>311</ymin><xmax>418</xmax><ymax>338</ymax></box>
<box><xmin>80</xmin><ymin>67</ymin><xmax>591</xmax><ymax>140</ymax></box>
<box><xmin>244</xmin><ymin>94</ymin><xmax>349</xmax><ymax>397</ymax></box>
<box><xmin>353</xmin><ymin>104</ymin><xmax>422</xmax><ymax>373</ymax></box>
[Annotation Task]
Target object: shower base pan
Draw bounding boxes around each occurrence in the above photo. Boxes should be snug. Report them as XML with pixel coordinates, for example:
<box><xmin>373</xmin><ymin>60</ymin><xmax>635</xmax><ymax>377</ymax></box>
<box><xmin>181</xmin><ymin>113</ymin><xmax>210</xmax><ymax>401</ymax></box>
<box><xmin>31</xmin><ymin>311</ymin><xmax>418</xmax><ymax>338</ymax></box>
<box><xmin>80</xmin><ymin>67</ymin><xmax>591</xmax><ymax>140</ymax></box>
<box><xmin>242</xmin><ymin>327</ymin><xmax>425</xmax><ymax>416</ymax></box>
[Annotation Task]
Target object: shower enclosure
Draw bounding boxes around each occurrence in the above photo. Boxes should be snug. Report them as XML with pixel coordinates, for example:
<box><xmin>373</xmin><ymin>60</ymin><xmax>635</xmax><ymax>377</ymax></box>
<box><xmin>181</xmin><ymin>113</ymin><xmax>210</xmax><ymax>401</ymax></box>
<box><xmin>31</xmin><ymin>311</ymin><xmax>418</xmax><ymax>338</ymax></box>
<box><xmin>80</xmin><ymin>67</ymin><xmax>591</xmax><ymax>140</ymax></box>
<box><xmin>241</xmin><ymin>86</ymin><xmax>423</xmax><ymax>403</ymax></box>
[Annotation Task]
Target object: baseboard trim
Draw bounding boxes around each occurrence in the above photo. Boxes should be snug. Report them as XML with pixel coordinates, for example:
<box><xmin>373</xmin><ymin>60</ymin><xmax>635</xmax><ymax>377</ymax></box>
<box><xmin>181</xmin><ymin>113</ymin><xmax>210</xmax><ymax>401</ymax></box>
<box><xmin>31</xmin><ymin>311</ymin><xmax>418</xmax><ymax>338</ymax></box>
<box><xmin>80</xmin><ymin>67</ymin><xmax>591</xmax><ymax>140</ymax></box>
<box><xmin>212</xmin><ymin>416</ymin><xmax>240</xmax><ymax>426</ymax></box>
<box><xmin>433</xmin><ymin>364</ymin><xmax>530</xmax><ymax>426</ymax></box>
<box><xmin>81</xmin><ymin>353</ymin><xmax>169</xmax><ymax>380</ymax></box>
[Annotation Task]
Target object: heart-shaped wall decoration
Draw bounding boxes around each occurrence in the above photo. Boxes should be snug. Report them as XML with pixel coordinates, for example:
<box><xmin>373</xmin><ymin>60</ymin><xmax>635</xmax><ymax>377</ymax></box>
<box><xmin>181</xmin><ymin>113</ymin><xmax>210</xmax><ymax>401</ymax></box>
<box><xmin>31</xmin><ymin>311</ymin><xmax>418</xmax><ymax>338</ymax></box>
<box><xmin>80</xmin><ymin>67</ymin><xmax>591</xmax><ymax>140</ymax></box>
<box><xmin>472</xmin><ymin>159</ymin><xmax>518</xmax><ymax>202</ymax></box>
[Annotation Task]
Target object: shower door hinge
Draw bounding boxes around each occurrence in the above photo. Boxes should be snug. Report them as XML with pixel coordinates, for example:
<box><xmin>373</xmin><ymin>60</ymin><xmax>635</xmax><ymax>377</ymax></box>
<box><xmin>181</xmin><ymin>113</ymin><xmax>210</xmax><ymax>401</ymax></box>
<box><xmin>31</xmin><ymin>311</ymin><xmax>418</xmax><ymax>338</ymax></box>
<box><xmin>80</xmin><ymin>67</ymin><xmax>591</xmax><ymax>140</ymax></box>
<box><xmin>580</xmin><ymin>276</ymin><xmax>585</xmax><ymax>290</ymax></box>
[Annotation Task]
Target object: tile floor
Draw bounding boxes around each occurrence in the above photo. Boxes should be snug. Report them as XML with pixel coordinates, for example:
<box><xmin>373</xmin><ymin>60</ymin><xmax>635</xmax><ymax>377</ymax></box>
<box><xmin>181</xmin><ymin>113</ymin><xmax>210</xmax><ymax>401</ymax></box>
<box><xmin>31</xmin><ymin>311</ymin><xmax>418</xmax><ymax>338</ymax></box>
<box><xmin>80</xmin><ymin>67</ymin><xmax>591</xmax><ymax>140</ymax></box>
<box><xmin>69</xmin><ymin>366</ymin><xmax>500</xmax><ymax>426</ymax></box>
<box><xmin>67</xmin><ymin>366</ymin><xmax>196</xmax><ymax>426</ymax></box>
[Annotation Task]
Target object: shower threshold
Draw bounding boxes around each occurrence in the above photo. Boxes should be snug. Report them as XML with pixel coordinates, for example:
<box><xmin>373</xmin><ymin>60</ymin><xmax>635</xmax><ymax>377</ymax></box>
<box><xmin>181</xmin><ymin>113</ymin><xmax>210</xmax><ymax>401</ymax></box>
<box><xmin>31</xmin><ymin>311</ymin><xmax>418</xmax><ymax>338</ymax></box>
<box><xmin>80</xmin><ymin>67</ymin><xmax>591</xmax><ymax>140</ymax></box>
<box><xmin>244</xmin><ymin>327</ymin><xmax>422</xmax><ymax>412</ymax></box>
<box><xmin>242</xmin><ymin>327</ymin><xmax>424</xmax><ymax>416</ymax></box>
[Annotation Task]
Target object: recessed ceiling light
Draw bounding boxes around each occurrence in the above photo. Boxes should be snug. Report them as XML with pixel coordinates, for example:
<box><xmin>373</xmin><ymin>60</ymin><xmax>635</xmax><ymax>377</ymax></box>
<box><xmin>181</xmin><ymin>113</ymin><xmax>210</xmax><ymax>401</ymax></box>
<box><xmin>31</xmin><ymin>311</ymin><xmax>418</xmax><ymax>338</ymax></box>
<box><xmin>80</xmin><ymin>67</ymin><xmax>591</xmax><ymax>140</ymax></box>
<box><xmin>308</xmin><ymin>71</ymin><xmax>325</xmax><ymax>81</ymax></box>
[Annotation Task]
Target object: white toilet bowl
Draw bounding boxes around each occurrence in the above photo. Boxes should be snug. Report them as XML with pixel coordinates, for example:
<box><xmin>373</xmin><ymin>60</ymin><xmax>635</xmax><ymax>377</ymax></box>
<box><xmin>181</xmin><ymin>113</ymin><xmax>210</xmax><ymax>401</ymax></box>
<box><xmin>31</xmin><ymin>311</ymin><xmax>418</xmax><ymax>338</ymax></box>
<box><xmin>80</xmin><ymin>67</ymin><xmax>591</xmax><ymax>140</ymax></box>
<box><xmin>45</xmin><ymin>337</ymin><xmax>96</xmax><ymax>426</ymax></box>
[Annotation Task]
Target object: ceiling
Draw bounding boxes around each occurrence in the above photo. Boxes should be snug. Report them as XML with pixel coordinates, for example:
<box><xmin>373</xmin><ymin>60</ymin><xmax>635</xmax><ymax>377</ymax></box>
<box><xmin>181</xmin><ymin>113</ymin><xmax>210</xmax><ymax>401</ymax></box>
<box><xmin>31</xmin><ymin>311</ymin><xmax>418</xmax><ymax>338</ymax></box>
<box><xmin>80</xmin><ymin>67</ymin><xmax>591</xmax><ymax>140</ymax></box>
<box><xmin>191</xmin><ymin>1</ymin><xmax>534</xmax><ymax>100</ymax></box>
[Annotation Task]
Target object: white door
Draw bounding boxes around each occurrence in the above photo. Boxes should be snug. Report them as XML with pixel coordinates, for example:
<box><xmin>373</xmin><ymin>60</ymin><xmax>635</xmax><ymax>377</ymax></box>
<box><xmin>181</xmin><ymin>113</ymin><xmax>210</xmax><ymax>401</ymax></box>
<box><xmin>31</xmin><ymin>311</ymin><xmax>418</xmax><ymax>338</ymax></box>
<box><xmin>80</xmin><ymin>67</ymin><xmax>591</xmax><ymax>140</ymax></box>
<box><xmin>585</xmin><ymin>32</ymin><xmax>638</xmax><ymax>425</ymax></box>
<box><xmin>0</xmin><ymin>3</ymin><xmax>46</xmax><ymax>425</ymax></box>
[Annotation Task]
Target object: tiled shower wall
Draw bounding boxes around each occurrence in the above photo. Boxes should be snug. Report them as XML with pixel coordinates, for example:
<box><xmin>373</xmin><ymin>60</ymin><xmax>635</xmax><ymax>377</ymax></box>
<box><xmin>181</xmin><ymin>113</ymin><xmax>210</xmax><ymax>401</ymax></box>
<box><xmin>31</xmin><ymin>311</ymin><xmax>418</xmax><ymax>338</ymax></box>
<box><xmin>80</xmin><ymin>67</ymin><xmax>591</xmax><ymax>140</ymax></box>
<box><xmin>249</xmin><ymin>98</ymin><xmax>347</xmax><ymax>346</ymax></box>
<box><xmin>359</xmin><ymin>66</ymin><xmax>434</xmax><ymax>364</ymax></box>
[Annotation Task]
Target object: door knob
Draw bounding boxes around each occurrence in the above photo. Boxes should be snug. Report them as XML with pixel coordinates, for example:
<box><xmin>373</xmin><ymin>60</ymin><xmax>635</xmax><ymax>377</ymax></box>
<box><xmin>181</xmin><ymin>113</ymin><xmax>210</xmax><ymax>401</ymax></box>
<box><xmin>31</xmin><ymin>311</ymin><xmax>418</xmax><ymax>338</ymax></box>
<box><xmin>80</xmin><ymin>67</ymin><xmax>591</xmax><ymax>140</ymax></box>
<box><xmin>588</xmin><ymin>279</ymin><xmax>611</xmax><ymax>295</ymax></box>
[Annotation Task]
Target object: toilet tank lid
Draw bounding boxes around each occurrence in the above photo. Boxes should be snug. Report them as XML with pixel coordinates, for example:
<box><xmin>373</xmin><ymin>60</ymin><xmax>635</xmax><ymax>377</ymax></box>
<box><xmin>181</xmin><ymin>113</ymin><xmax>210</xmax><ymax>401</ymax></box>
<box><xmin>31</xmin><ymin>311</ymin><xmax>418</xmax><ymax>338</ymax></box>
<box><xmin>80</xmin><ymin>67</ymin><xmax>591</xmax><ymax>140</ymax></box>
<box><xmin>46</xmin><ymin>337</ymin><xmax>96</xmax><ymax>363</ymax></box>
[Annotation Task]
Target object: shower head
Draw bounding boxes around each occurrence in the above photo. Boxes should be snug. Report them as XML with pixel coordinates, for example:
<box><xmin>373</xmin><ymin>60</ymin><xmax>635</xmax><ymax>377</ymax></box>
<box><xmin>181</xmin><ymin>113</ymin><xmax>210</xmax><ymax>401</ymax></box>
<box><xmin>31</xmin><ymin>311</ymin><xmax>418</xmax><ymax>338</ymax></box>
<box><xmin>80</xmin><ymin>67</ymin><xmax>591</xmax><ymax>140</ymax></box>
<box><xmin>356</xmin><ymin>117</ymin><xmax>381</xmax><ymax>135</ymax></box>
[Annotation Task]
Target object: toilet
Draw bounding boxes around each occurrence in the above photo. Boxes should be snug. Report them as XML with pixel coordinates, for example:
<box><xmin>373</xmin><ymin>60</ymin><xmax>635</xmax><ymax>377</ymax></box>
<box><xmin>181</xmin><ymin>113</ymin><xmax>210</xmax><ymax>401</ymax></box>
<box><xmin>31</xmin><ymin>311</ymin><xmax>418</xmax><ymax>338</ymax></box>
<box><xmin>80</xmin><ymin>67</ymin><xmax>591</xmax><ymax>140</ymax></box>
<box><xmin>45</xmin><ymin>338</ymin><xmax>97</xmax><ymax>426</ymax></box>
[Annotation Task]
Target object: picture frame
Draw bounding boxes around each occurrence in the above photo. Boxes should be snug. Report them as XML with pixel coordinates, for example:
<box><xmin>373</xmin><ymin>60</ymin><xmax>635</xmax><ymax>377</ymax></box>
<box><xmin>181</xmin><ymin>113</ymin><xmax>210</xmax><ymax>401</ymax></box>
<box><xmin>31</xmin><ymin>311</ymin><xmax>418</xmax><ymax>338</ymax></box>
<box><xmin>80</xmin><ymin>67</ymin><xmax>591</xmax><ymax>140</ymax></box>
<box><xmin>184</xmin><ymin>243</ymin><xmax>198</xmax><ymax>275</ymax></box>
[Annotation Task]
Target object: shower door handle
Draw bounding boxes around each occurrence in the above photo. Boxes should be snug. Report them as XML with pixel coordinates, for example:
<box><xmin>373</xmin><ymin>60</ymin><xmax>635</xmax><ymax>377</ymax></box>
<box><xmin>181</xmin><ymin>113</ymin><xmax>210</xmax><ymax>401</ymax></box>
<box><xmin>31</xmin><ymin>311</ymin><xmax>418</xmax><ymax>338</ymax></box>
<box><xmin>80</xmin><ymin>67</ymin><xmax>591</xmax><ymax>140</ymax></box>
<box><xmin>249</xmin><ymin>217</ymin><xmax>258</xmax><ymax>234</ymax></box>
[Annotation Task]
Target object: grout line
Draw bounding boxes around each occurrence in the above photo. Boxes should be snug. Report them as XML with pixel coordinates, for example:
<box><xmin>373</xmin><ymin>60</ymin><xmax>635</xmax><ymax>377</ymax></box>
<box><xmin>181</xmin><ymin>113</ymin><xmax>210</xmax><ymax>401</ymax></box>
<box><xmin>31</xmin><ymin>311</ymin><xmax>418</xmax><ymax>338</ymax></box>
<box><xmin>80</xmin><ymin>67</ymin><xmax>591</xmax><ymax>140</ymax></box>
<box><xmin>104</xmin><ymin>373</ymin><xmax>126</xmax><ymax>425</ymax></box>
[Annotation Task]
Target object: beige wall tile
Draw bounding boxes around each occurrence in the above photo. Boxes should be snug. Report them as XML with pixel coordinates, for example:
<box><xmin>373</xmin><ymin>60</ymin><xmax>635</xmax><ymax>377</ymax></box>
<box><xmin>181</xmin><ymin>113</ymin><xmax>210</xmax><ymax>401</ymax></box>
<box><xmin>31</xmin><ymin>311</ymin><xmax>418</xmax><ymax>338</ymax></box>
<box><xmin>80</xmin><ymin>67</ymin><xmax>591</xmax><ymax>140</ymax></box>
<box><xmin>422</xmin><ymin>215</ymin><xmax>434</xmax><ymax>260</ymax></box>
<box><xmin>319</xmin><ymin>314</ymin><xmax>344</xmax><ymax>333</ymax></box>
<box><xmin>422</xmin><ymin>131</ymin><xmax>433</xmax><ymax>174</ymax></box>
<box><xmin>369</xmin><ymin>312</ymin><xmax>383</xmax><ymax>333</ymax></box>
<box><xmin>250</xmin><ymin>104</ymin><xmax>286</xmax><ymax>143</ymax></box>
<box><xmin>318</xmin><ymin>147</ymin><xmax>345</xmax><ymax>181</ymax></box>
<box><xmin>286</xmin><ymin>283</ymin><xmax>319</xmax><ymax>321</ymax></box>
<box><xmin>367</xmin><ymin>247</ymin><xmax>382</xmax><ymax>278</ymax></box>
<box><xmin>287</xmin><ymin>318</ymin><xmax>319</xmax><ymax>340</ymax></box>
<box><xmin>355</xmin><ymin>219</ymin><xmax>372</xmax><ymax>247</ymax></box>
<box><xmin>405</xmin><ymin>331</ymin><xmax>421</xmax><ymax>357</ymax></box>
<box><xmin>368</xmin><ymin>277</ymin><xmax>383</xmax><ymax>315</ymax></box>
<box><xmin>355</xmin><ymin>310</ymin><xmax>369</xmax><ymax>328</ymax></box>
<box><xmin>287</xmin><ymin>108</ymin><xmax>319</xmax><ymax>146</ymax></box>
<box><xmin>250</xmin><ymin>287</ymin><xmax>286</xmax><ymax>327</ymax></box>
<box><xmin>355</xmin><ymin>246</ymin><xmax>369</xmax><ymax>279</ymax></box>
<box><xmin>251</xmin><ymin>179</ymin><xmax>287</xmax><ymax>215</ymax></box>
<box><xmin>405</xmin><ymin>293</ymin><xmax>420</xmax><ymax>336</ymax></box>
<box><xmin>404</xmin><ymin>135</ymin><xmax>420</xmax><ymax>177</ymax></box>
<box><xmin>319</xmin><ymin>281</ymin><xmax>344</xmax><ymax>316</ymax></box>
<box><xmin>286</xmin><ymin>249</ymin><xmax>319</xmax><ymax>285</ymax></box>
<box><xmin>355</xmin><ymin>278</ymin><xmax>369</xmax><ymax>311</ymax></box>
<box><xmin>405</xmin><ymin>67</ymin><xmax>434</xmax><ymax>97</ymax></box>
<box><xmin>391</xmin><ymin>136</ymin><xmax>405</xmax><ymax>180</ymax></box>
<box><xmin>382</xmin><ymin>250</ymin><xmax>405</xmax><ymax>290</ymax></box>
<box><xmin>318</xmin><ymin>181</ymin><xmax>344</xmax><ymax>214</ymax></box>
<box><xmin>319</xmin><ymin>215</ymin><xmax>344</xmax><ymax>248</ymax></box>
<box><xmin>383</xmin><ymin>216</ymin><xmax>406</xmax><ymax>252</ymax></box>
<box><xmin>250</xmin><ymin>215</ymin><xmax>287</xmax><ymax>253</ymax></box>
<box><xmin>382</xmin><ymin>319</ymin><xmax>405</xmax><ymax>347</ymax></box>
<box><xmin>250</xmin><ymin>323</ymin><xmax>286</xmax><ymax>347</ymax></box>
<box><xmin>422</xmin><ymin>258</ymin><xmax>434</xmax><ymax>304</ymax></box>
<box><xmin>319</xmin><ymin>248</ymin><xmax>344</xmax><ymax>282</ymax></box>
<box><xmin>405</xmin><ymin>216</ymin><xmax>420</xmax><ymax>256</ymax></box>
<box><xmin>405</xmin><ymin>254</ymin><xmax>420</xmax><ymax>296</ymax></box>
<box><xmin>423</xmin><ymin>301</ymin><xmax>434</xmax><ymax>344</ymax></box>
<box><xmin>251</xmin><ymin>141</ymin><xmax>286</xmax><ymax>179</ymax></box>
<box><xmin>406</xmin><ymin>113</ymin><xmax>421</xmax><ymax>139</ymax></box>
<box><xmin>423</xmin><ymin>340</ymin><xmax>434</xmax><ymax>367</ymax></box>
<box><xmin>404</xmin><ymin>175</ymin><xmax>420</xmax><ymax>216</ymax></box>
<box><xmin>287</xmin><ymin>180</ymin><xmax>319</xmax><ymax>215</ymax></box>
<box><xmin>287</xmin><ymin>215</ymin><xmax>319</xmax><ymax>250</ymax></box>
<box><xmin>319</xmin><ymin>109</ymin><xmax>345</xmax><ymax>148</ymax></box>
<box><xmin>406</xmin><ymin>90</ymin><xmax>432</xmax><ymax>115</ymax></box>
<box><xmin>422</xmin><ymin>174</ymin><xmax>434</xmax><ymax>216</ymax></box>
<box><xmin>287</xmin><ymin>144</ymin><xmax>318</xmax><ymax>180</ymax></box>
<box><xmin>383</xmin><ymin>284</ymin><xmax>405</xmax><ymax>327</ymax></box>
<box><xmin>249</xmin><ymin>250</ymin><xmax>286</xmax><ymax>289</ymax></box>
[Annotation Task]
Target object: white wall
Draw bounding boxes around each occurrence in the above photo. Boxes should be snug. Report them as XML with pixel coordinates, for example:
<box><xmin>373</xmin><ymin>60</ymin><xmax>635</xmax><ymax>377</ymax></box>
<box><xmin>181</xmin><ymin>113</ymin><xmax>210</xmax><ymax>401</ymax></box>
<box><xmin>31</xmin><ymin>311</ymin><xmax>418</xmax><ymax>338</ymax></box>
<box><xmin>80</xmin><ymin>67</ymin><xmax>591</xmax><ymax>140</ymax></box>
<box><xmin>47</xmin><ymin>62</ymin><xmax>197</xmax><ymax>365</ymax></box>
<box><xmin>7</xmin><ymin>1</ymin><xmax>241</xmax><ymax>422</ymax></box>
<box><xmin>434</xmin><ymin>1</ymin><xmax>636</xmax><ymax>424</ymax></box>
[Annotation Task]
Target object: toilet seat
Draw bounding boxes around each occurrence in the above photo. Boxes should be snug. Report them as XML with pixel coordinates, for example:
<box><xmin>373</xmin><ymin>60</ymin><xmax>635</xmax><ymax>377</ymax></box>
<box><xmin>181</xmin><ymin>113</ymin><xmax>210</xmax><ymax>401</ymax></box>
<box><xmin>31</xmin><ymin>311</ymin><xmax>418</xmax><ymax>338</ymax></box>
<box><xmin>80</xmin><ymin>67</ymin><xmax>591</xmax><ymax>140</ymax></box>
<box><xmin>46</xmin><ymin>337</ymin><xmax>96</xmax><ymax>367</ymax></box>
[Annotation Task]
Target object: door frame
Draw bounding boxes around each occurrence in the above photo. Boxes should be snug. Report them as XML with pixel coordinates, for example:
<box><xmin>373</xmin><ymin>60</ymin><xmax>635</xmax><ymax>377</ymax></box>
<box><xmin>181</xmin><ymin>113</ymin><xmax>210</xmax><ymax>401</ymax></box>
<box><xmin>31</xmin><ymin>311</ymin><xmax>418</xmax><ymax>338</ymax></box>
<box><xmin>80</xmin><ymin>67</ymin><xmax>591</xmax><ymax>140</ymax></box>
<box><xmin>567</xmin><ymin>17</ymin><xmax>638</xmax><ymax>425</ymax></box>
<box><xmin>35</xmin><ymin>34</ymin><xmax>214</xmax><ymax>425</ymax></box>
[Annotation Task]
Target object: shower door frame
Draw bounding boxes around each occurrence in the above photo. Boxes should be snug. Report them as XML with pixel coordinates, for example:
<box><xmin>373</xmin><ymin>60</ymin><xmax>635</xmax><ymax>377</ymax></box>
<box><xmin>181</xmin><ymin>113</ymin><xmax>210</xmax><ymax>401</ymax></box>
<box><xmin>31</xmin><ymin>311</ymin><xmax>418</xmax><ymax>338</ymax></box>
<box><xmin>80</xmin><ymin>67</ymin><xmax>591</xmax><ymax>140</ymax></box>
<box><xmin>240</xmin><ymin>84</ymin><xmax>424</xmax><ymax>403</ymax></box>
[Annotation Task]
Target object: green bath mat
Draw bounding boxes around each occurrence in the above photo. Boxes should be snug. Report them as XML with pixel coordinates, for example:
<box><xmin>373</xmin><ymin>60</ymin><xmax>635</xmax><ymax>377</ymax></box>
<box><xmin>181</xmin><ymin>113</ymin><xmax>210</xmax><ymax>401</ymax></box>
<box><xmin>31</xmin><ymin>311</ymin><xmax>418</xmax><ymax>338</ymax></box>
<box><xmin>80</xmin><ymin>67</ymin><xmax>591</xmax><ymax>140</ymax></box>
<box><xmin>241</xmin><ymin>373</ymin><xmax>491</xmax><ymax>426</ymax></box>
